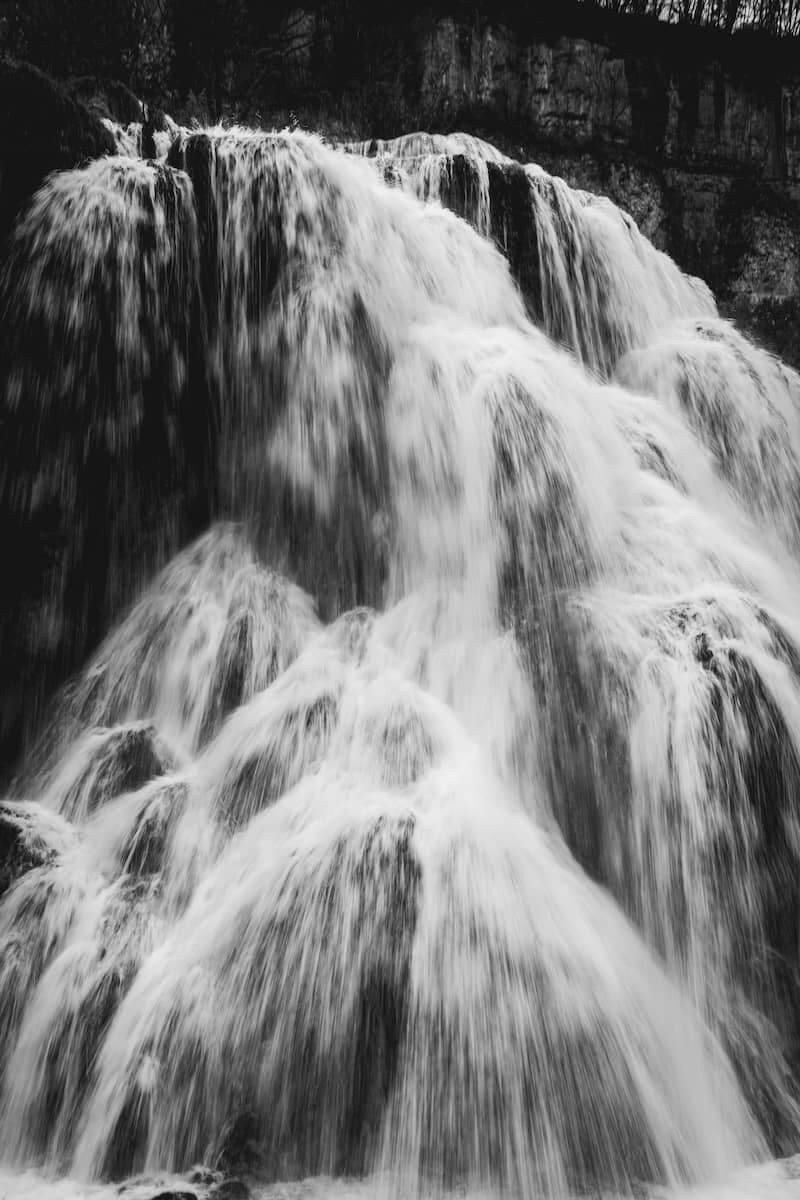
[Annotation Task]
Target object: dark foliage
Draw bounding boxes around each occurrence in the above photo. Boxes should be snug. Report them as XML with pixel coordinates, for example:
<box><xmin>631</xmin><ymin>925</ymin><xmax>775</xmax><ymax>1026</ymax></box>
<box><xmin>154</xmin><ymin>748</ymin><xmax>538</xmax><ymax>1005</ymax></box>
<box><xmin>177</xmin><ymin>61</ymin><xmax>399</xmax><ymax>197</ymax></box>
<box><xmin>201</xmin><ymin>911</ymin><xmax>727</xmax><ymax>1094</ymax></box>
<box><xmin>1</xmin><ymin>0</ymin><xmax>174</xmax><ymax>97</ymax></box>
<box><xmin>0</xmin><ymin>58</ymin><xmax>114</xmax><ymax>241</ymax></box>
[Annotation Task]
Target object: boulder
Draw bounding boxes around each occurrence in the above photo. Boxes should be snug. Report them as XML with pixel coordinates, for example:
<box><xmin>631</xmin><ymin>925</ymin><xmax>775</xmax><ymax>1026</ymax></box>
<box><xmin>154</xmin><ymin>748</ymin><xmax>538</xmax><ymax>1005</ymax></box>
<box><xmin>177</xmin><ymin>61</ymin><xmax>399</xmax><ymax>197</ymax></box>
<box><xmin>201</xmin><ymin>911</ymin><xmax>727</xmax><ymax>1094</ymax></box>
<box><xmin>209</xmin><ymin>1183</ymin><xmax>251</xmax><ymax>1200</ymax></box>
<box><xmin>212</xmin><ymin>1113</ymin><xmax>263</xmax><ymax>1176</ymax></box>
<box><xmin>142</xmin><ymin>106</ymin><xmax>172</xmax><ymax>159</ymax></box>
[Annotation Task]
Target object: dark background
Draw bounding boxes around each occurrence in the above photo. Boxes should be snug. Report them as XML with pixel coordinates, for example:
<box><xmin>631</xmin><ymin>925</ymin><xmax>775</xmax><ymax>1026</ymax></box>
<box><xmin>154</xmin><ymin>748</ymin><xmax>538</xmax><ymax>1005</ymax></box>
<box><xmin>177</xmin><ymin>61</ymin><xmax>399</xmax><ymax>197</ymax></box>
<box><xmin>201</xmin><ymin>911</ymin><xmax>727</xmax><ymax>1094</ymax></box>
<box><xmin>1</xmin><ymin>0</ymin><xmax>800</xmax><ymax>123</ymax></box>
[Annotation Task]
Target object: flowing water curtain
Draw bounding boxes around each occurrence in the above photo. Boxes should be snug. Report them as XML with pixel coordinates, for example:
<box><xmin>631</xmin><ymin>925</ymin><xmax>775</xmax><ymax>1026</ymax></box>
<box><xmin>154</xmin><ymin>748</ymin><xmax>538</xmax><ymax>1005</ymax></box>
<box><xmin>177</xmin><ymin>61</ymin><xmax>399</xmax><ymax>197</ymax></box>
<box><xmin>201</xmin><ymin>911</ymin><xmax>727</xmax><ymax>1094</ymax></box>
<box><xmin>3</xmin><ymin>127</ymin><xmax>800</xmax><ymax>1195</ymax></box>
<box><xmin>0</xmin><ymin>573</ymin><xmax>764</xmax><ymax>1192</ymax></box>
<box><xmin>617</xmin><ymin>316</ymin><xmax>800</xmax><ymax>559</ymax></box>
<box><xmin>167</xmin><ymin>127</ymin><xmax>529</xmax><ymax>618</ymax></box>
<box><xmin>342</xmin><ymin>133</ymin><xmax>715</xmax><ymax>375</ymax></box>
<box><xmin>363</xmin><ymin>132</ymin><xmax>800</xmax><ymax>1127</ymax></box>
<box><xmin>345</xmin><ymin>132</ymin><xmax>800</xmax><ymax>1136</ymax></box>
<box><xmin>0</xmin><ymin>156</ymin><xmax>212</xmax><ymax>764</ymax></box>
<box><xmin>42</xmin><ymin>525</ymin><xmax>321</xmax><ymax>763</ymax></box>
<box><xmin>603</xmin><ymin>323</ymin><xmax>800</xmax><ymax>1135</ymax></box>
<box><xmin>502</xmin><ymin>357</ymin><xmax>800</xmax><ymax>1141</ymax></box>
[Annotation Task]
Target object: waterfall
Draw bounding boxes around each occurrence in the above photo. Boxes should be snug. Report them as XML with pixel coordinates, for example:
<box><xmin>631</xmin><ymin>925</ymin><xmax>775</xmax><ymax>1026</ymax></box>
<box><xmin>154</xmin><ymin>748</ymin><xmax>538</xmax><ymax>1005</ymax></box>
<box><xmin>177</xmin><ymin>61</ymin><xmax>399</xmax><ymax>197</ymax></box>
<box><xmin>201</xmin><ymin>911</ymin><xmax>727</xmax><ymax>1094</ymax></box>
<box><xmin>101</xmin><ymin>118</ymin><xmax>181</xmax><ymax>161</ymax></box>
<box><xmin>0</xmin><ymin>155</ymin><xmax>212</xmax><ymax>762</ymax></box>
<box><xmin>617</xmin><ymin>317</ymin><xmax>800</xmax><ymax>558</ymax></box>
<box><xmin>344</xmin><ymin>132</ymin><xmax>715</xmax><ymax>375</ymax></box>
<box><xmin>2</xmin><ymin>126</ymin><xmax>800</xmax><ymax>1199</ymax></box>
<box><xmin>101</xmin><ymin>120</ymin><xmax>144</xmax><ymax>158</ymax></box>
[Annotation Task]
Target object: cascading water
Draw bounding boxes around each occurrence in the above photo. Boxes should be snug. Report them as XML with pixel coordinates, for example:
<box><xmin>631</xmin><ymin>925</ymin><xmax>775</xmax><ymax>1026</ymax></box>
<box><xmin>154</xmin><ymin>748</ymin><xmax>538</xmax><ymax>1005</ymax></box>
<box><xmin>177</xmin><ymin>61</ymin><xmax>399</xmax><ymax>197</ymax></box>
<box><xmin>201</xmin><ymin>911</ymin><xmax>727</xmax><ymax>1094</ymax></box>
<box><xmin>102</xmin><ymin>117</ymin><xmax>182</xmax><ymax>161</ymax></box>
<box><xmin>0</xmin><ymin>153</ymin><xmax>211</xmax><ymax>764</ymax></box>
<box><xmin>101</xmin><ymin>120</ymin><xmax>144</xmax><ymax>158</ymax></box>
<box><xmin>344</xmin><ymin>132</ymin><xmax>715</xmax><ymax>375</ymax></box>
<box><xmin>3</xmin><ymin>125</ymin><xmax>800</xmax><ymax>1200</ymax></box>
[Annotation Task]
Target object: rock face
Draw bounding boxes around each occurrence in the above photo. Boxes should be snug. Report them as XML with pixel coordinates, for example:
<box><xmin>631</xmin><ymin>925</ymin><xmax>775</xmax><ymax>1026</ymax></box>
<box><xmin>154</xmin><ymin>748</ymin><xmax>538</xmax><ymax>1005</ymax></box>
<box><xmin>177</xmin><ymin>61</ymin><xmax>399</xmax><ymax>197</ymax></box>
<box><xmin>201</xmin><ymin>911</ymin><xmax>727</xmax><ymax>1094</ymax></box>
<box><xmin>415</xmin><ymin>21</ymin><xmax>793</xmax><ymax>175</ymax></box>
<box><xmin>0</xmin><ymin>58</ymin><xmax>115</xmax><ymax>243</ymax></box>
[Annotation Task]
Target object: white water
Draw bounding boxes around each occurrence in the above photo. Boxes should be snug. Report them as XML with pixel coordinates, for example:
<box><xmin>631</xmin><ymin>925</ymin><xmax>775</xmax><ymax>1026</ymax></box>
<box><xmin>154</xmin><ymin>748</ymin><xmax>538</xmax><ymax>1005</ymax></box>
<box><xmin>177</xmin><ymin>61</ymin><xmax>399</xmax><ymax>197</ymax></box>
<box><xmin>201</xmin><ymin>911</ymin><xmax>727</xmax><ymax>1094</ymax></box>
<box><xmin>2</xmin><ymin>128</ymin><xmax>800</xmax><ymax>1198</ymax></box>
<box><xmin>344</xmin><ymin>131</ymin><xmax>715</xmax><ymax>374</ymax></box>
<box><xmin>101</xmin><ymin>118</ymin><xmax>144</xmax><ymax>158</ymax></box>
<box><xmin>0</xmin><ymin>153</ymin><xmax>203</xmax><ymax>694</ymax></box>
<box><xmin>617</xmin><ymin>317</ymin><xmax>800</xmax><ymax>558</ymax></box>
<box><xmin>101</xmin><ymin>116</ymin><xmax>181</xmax><ymax>160</ymax></box>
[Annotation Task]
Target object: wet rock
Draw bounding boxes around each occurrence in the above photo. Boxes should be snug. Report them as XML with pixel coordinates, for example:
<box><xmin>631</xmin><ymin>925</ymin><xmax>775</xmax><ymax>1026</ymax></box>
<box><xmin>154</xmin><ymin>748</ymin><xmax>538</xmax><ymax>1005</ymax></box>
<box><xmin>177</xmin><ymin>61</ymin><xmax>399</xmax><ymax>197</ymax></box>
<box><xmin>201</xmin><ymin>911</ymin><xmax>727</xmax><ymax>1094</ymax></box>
<box><xmin>197</xmin><ymin>566</ymin><xmax>319</xmax><ymax>749</ymax></box>
<box><xmin>330</xmin><ymin>607</ymin><xmax>375</xmax><ymax>664</ymax></box>
<box><xmin>209</xmin><ymin>1182</ymin><xmax>251</xmax><ymax>1200</ymax></box>
<box><xmin>214</xmin><ymin>690</ymin><xmax>339</xmax><ymax>830</ymax></box>
<box><xmin>726</xmin><ymin>294</ymin><xmax>800</xmax><ymax>371</ymax></box>
<box><xmin>0</xmin><ymin>59</ymin><xmax>114</xmax><ymax>243</ymax></box>
<box><xmin>0</xmin><ymin>801</ymin><xmax>58</xmax><ymax>897</ymax></box>
<box><xmin>693</xmin><ymin>630</ymin><xmax>713</xmax><ymax>668</ymax></box>
<box><xmin>370</xmin><ymin>703</ymin><xmax>436</xmax><ymax>788</ymax></box>
<box><xmin>170</xmin><ymin>130</ymin><xmax>393</xmax><ymax>620</ymax></box>
<box><xmin>60</xmin><ymin>723</ymin><xmax>176</xmax><ymax>821</ymax></box>
<box><xmin>187</xmin><ymin>1167</ymin><xmax>220</xmax><ymax>1185</ymax></box>
<box><xmin>486</xmin><ymin>160</ymin><xmax>543</xmax><ymax>326</ymax></box>
<box><xmin>120</xmin><ymin>780</ymin><xmax>188</xmax><ymax>876</ymax></box>
<box><xmin>0</xmin><ymin>153</ymin><xmax>212</xmax><ymax>776</ymax></box>
<box><xmin>142</xmin><ymin>107</ymin><xmax>171</xmax><ymax>159</ymax></box>
<box><xmin>785</xmin><ymin>1154</ymin><xmax>800</xmax><ymax>1177</ymax></box>
<box><xmin>198</xmin><ymin>613</ymin><xmax>255</xmax><ymax>747</ymax></box>
<box><xmin>212</xmin><ymin>1112</ymin><xmax>263</xmax><ymax>1175</ymax></box>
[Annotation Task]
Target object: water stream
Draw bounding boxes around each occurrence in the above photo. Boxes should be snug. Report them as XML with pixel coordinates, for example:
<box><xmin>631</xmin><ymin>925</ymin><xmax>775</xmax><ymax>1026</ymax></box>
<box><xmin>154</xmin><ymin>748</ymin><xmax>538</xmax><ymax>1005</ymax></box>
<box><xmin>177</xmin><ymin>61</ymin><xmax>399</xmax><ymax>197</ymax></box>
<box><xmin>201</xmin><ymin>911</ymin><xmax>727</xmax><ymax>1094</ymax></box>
<box><xmin>2</xmin><ymin>126</ymin><xmax>800</xmax><ymax>1199</ymax></box>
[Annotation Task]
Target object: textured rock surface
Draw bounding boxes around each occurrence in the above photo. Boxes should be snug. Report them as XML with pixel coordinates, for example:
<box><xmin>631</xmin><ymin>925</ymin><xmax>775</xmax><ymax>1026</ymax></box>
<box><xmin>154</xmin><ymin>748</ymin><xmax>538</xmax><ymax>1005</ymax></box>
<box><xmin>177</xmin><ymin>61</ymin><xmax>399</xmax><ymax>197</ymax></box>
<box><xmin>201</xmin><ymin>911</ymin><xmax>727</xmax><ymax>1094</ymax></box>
<box><xmin>410</xmin><ymin>18</ymin><xmax>796</xmax><ymax>177</ymax></box>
